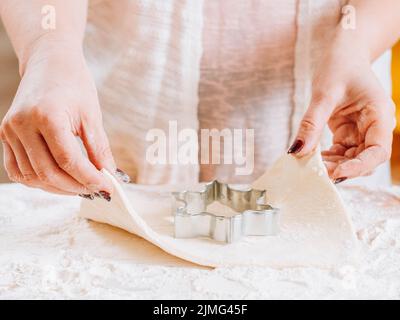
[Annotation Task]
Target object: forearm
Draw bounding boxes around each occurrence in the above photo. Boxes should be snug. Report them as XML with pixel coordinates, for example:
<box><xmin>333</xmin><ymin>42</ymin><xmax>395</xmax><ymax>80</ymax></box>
<box><xmin>0</xmin><ymin>0</ymin><xmax>87</xmax><ymax>74</ymax></box>
<box><xmin>340</xmin><ymin>0</ymin><xmax>400</xmax><ymax>61</ymax></box>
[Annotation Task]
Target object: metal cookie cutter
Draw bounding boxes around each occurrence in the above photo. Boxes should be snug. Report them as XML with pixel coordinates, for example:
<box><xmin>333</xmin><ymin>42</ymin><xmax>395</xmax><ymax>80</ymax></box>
<box><xmin>172</xmin><ymin>181</ymin><xmax>279</xmax><ymax>243</ymax></box>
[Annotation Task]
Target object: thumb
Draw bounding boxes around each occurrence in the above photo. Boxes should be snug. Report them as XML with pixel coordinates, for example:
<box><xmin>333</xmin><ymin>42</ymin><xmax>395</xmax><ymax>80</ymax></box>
<box><xmin>288</xmin><ymin>95</ymin><xmax>334</xmax><ymax>157</ymax></box>
<box><xmin>81</xmin><ymin>119</ymin><xmax>117</xmax><ymax>174</ymax></box>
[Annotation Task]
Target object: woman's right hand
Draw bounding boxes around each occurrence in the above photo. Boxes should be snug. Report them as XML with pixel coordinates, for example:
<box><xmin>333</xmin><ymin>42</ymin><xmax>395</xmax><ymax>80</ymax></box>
<box><xmin>0</xmin><ymin>44</ymin><xmax>115</xmax><ymax>198</ymax></box>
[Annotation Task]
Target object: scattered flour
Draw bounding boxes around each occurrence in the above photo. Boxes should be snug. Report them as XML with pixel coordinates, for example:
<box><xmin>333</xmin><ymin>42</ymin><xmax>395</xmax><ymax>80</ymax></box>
<box><xmin>1</xmin><ymin>183</ymin><xmax>400</xmax><ymax>299</ymax></box>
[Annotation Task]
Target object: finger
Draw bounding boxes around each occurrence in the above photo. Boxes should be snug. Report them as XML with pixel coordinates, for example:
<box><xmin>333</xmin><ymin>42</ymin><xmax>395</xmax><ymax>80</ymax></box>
<box><xmin>40</xmin><ymin>122</ymin><xmax>113</xmax><ymax>194</ymax></box>
<box><xmin>323</xmin><ymin>160</ymin><xmax>338</xmax><ymax>177</ymax></box>
<box><xmin>322</xmin><ymin>144</ymin><xmax>348</xmax><ymax>157</ymax></box>
<box><xmin>361</xmin><ymin>170</ymin><xmax>374</xmax><ymax>177</ymax></box>
<box><xmin>81</xmin><ymin>116</ymin><xmax>116</xmax><ymax>173</ymax></box>
<box><xmin>2</xmin><ymin>140</ymin><xmax>24</xmax><ymax>183</ymax></box>
<box><xmin>288</xmin><ymin>93</ymin><xmax>335</xmax><ymax>157</ymax></box>
<box><xmin>355</xmin><ymin>143</ymin><xmax>366</xmax><ymax>156</ymax></box>
<box><xmin>1</xmin><ymin>129</ymin><xmax>41</xmax><ymax>187</ymax></box>
<box><xmin>334</xmin><ymin>103</ymin><xmax>392</xmax><ymax>180</ymax></box>
<box><xmin>2</xmin><ymin>133</ymin><xmax>76</xmax><ymax>195</ymax></box>
<box><xmin>344</xmin><ymin>146</ymin><xmax>358</xmax><ymax>159</ymax></box>
<box><xmin>2</xmin><ymin>125</ymin><xmax>37</xmax><ymax>183</ymax></box>
<box><xmin>332</xmin><ymin>145</ymin><xmax>388</xmax><ymax>180</ymax></box>
<box><xmin>17</xmin><ymin>130</ymin><xmax>89</xmax><ymax>194</ymax></box>
<box><xmin>322</xmin><ymin>154</ymin><xmax>347</xmax><ymax>163</ymax></box>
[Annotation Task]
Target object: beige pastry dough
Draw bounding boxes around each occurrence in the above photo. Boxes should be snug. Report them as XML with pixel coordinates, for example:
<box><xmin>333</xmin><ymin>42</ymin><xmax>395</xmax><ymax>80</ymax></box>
<box><xmin>79</xmin><ymin>152</ymin><xmax>359</xmax><ymax>268</ymax></box>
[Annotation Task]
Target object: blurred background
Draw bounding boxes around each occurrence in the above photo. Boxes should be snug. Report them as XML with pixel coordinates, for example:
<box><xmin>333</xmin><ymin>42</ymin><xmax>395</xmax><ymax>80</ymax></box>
<box><xmin>391</xmin><ymin>41</ymin><xmax>400</xmax><ymax>184</ymax></box>
<box><xmin>0</xmin><ymin>21</ymin><xmax>399</xmax><ymax>184</ymax></box>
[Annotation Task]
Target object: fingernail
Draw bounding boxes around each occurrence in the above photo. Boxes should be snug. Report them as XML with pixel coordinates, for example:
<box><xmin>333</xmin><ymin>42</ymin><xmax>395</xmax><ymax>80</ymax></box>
<box><xmin>334</xmin><ymin>177</ymin><xmax>347</xmax><ymax>184</ymax></box>
<box><xmin>98</xmin><ymin>190</ymin><xmax>111</xmax><ymax>202</ymax></box>
<box><xmin>115</xmin><ymin>168</ymin><xmax>131</xmax><ymax>183</ymax></box>
<box><xmin>287</xmin><ymin>139</ymin><xmax>304</xmax><ymax>154</ymax></box>
<box><xmin>78</xmin><ymin>194</ymin><xmax>95</xmax><ymax>200</ymax></box>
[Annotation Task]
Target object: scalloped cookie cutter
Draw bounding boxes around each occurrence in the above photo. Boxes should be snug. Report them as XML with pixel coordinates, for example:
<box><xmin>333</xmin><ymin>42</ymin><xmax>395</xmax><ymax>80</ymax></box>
<box><xmin>172</xmin><ymin>180</ymin><xmax>280</xmax><ymax>243</ymax></box>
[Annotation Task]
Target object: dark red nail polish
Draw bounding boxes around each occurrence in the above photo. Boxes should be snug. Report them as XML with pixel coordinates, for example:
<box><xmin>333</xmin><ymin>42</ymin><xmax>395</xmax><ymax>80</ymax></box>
<box><xmin>334</xmin><ymin>177</ymin><xmax>347</xmax><ymax>184</ymax></box>
<box><xmin>78</xmin><ymin>194</ymin><xmax>94</xmax><ymax>200</ymax></box>
<box><xmin>98</xmin><ymin>190</ymin><xmax>111</xmax><ymax>202</ymax></box>
<box><xmin>287</xmin><ymin>139</ymin><xmax>304</xmax><ymax>154</ymax></box>
<box><xmin>115</xmin><ymin>168</ymin><xmax>131</xmax><ymax>183</ymax></box>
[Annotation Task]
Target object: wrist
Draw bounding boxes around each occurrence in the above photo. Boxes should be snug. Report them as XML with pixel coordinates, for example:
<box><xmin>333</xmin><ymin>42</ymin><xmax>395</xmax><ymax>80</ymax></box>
<box><xmin>19</xmin><ymin>34</ymin><xmax>84</xmax><ymax>76</ymax></box>
<box><xmin>331</xmin><ymin>23</ymin><xmax>373</xmax><ymax>64</ymax></box>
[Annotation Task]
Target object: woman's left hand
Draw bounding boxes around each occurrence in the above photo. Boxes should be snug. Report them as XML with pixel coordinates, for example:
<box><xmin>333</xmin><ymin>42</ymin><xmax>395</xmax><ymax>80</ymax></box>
<box><xmin>288</xmin><ymin>33</ymin><xmax>396</xmax><ymax>183</ymax></box>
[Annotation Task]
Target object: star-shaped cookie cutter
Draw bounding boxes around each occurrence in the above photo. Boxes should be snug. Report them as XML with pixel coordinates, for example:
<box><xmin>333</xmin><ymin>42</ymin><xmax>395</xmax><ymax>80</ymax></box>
<box><xmin>172</xmin><ymin>180</ymin><xmax>279</xmax><ymax>243</ymax></box>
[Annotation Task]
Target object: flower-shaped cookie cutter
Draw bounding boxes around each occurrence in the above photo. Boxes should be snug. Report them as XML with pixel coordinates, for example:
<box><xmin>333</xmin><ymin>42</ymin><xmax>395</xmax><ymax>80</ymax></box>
<box><xmin>172</xmin><ymin>180</ymin><xmax>279</xmax><ymax>243</ymax></box>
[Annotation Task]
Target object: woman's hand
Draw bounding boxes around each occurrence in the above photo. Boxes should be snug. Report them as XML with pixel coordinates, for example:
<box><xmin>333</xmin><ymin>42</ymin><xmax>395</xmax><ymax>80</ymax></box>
<box><xmin>288</xmin><ymin>32</ymin><xmax>396</xmax><ymax>183</ymax></box>
<box><xmin>0</xmin><ymin>44</ymin><xmax>115</xmax><ymax>197</ymax></box>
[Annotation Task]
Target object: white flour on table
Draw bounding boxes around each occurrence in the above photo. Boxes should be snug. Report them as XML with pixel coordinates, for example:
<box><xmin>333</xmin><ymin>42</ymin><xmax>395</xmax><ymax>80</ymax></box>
<box><xmin>1</xmin><ymin>183</ymin><xmax>400</xmax><ymax>299</ymax></box>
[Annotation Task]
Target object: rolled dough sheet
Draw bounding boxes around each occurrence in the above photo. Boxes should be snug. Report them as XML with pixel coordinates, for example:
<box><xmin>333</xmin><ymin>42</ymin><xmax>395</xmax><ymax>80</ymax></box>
<box><xmin>79</xmin><ymin>152</ymin><xmax>360</xmax><ymax>268</ymax></box>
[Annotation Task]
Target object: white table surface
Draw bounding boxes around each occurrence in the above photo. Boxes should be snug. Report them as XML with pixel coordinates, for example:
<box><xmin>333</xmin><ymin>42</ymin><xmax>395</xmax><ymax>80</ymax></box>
<box><xmin>1</xmin><ymin>182</ymin><xmax>400</xmax><ymax>299</ymax></box>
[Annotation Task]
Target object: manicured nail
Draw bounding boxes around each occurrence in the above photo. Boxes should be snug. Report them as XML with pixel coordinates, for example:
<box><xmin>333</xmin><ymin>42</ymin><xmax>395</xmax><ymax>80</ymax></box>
<box><xmin>334</xmin><ymin>177</ymin><xmax>347</xmax><ymax>184</ymax></box>
<box><xmin>115</xmin><ymin>168</ymin><xmax>131</xmax><ymax>183</ymax></box>
<box><xmin>78</xmin><ymin>194</ymin><xmax>94</xmax><ymax>200</ymax></box>
<box><xmin>98</xmin><ymin>190</ymin><xmax>111</xmax><ymax>202</ymax></box>
<box><xmin>287</xmin><ymin>139</ymin><xmax>304</xmax><ymax>154</ymax></box>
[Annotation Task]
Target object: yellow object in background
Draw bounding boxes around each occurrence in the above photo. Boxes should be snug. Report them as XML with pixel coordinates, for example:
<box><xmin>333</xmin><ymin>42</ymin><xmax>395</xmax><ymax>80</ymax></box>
<box><xmin>393</xmin><ymin>41</ymin><xmax>400</xmax><ymax>133</ymax></box>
